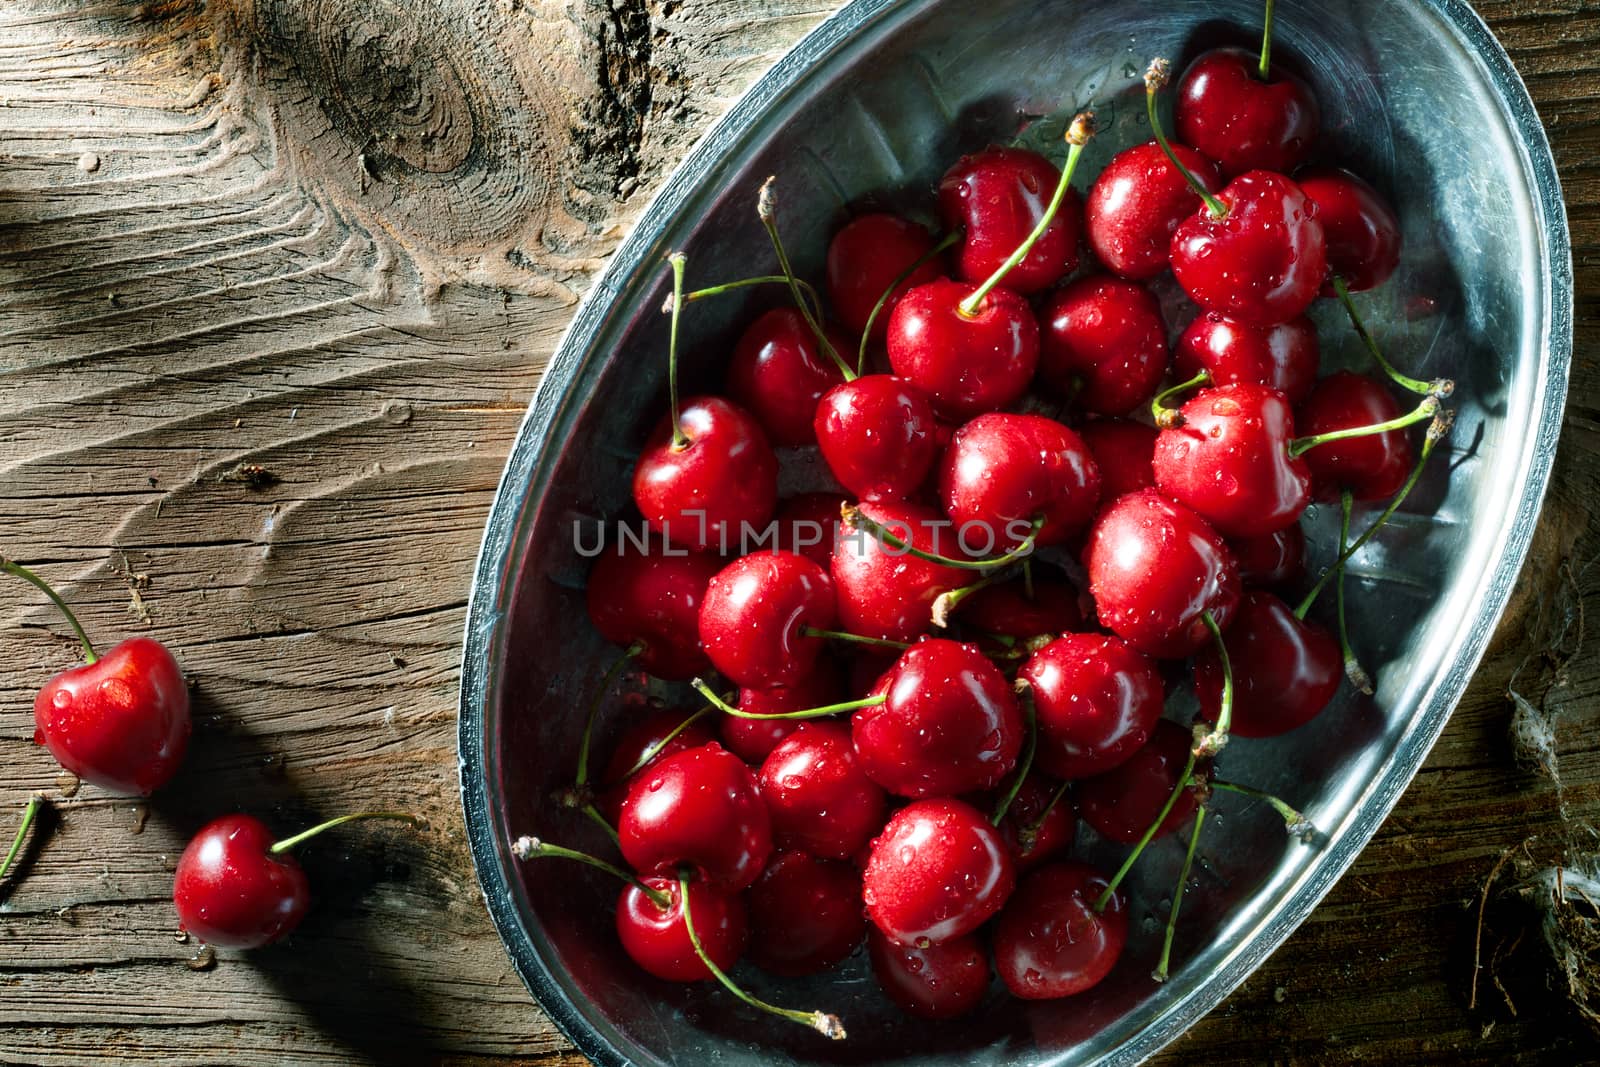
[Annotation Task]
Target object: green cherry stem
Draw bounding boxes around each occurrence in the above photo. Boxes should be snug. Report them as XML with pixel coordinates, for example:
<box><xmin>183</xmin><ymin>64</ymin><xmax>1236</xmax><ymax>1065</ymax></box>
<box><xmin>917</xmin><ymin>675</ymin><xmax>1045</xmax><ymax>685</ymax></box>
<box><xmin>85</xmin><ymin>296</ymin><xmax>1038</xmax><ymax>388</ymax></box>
<box><xmin>608</xmin><ymin>706</ymin><xmax>714</xmax><ymax>786</ymax></box>
<box><xmin>845</xmin><ymin>507</ymin><xmax>1045</xmax><ymax>571</ymax></box>
<box><xmin>1018</xmin><ymin>777</ymin><xmax>1072</xmax><ymax>852</ymax></box>
<box><xmin>679</xmin><ymin>870</ymin><xmax>847</xmax><ymax>1039</ymax></box>
<box><xmin>574</xmin><ymin>642</ymin><xmax>645</xmax><ymax>791</ymax></box>
<box><xmin>1287</xmin><ymin>396</ymin><xmax>1438</xmax><ymax>459</ymax></box>
<box><xmin>991</xmin><ymin>688</ymin><xmax>1037</xmax><ymax>827</ymax></box>
<box><xmin>799</xmin><ymin>627</ymin><xmax>911</xmax><ymax>652</ymax></box>
<box><xmin>1194</xmin><ymin>611</ymin><xmax>1234</xmax><ymax>758</ymax></box>
<box><xmin>958</xmin><ymin>112</ymin><xmax>1096</xmax><ymax>318</ymax></box>
<box><xmin>0</xmin><ymin>795</ymin><xmax>46</xmax><ymax>884</ymax></box>
<box><xmin>1330</xmin><ymin>276</ymin><xmax>1449</xmax><ymax>399</ymax></box>
<box><xmin>691</xmin><ymin>678</ymin><xmax>885</xmax><ymax>721</ymax></box>
<box><xmin>930</xmin><ymin>572</ymin><xmax>1003</xmax><ymax>629</ymax></box>
<box><xmin>758</xmin><ymin>178</ymin><xmax>855</xmax><ymax>381</ymax></box>
<box><xmin>270</xmin><ymin>811</ymin><xmax>421</xmax><ymax>855</ymax></box>
<box><xmin>859</xmin><ymin>231</ymin><xmax>960</xmax><ymax>376</ymax></box>
<box><xmin>1094</xmin><ymin>747</ymin><xmax>1200</xmax><ymax>914</ymax></box>
<box><xmin>1145</xmin><ymin>60</ymin><xmax>1228</xmax><ymax>220</ymax></box>
<box><xmin>1153</xmin><ymin>805</ymin><xmax>1208</xmax><ymax>983</ymax></box>
<box><xmin>0</xmin><ymin>557</ymin><xmax>97</xmax><ymax>663</ymax></box>
<box><xmin>671</xmin><ymin>275</ymin><xmax>824</xmax><ymax>322</ymax></box>
<box><xmin>1208</xmin><ymin>779</ymin><xmax>1316</xmax><ymax>840</ymax></box>
<box><xmin>666</xmin><ymin>253</ymin><xmax>690</xmax><ymax>449</ymax></box>
<box><xmin>1258</xmin><ymin>0</ymin><xmax>1276</xmax><ymax>79</ymax></box>
<box><xmin>1151</xmin><ymin>370</ymin><xmax>1211</xmax><ymax>428</ymax></box>
<box><xmin>1336</xmin><ymin>491</ymin><xmax>1374</xmax><ymax>695</ymax></box>
<box><xmin>511</xmin><ymin>835</ymin><xmax>670</xmax><ymax>909</ymax></box>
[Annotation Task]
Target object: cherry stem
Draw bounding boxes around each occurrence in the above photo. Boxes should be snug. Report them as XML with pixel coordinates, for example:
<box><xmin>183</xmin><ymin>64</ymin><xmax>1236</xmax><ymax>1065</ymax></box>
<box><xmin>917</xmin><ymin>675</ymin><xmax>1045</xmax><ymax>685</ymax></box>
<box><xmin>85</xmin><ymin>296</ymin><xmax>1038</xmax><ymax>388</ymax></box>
<box><xmin>758</xmin><ymin>177</ymin><xmax>855</xmax><ymax>381</ymax></box>
<box><xmin>990</xmin><ymin>689</ymin><xmax>1037</xmax><ymax>827</ymax></box>
<box><xmin>666</xmin><ymin>253</ymin><xmax>690</xmax><ymax>449</ymax></box>
<box><xmin>575</xmin><ymin>642</ymin><xmax>644</xmax><ymax>790</ymax></box>
<box><xmin>270</xmin><ymin>811</ymin><xmax>420</xmax><ymax>855</ymax></box>
<box><xmin>1258</xmin><ymin>0</ymin><xmax>1276</xmax><ymax>79</ymax></box>
<box><xmin>1208</xmin><ymin>779</ymin><xmax>1316</xmax><ymax>840</ymax></box>
<box><xmin>1094</xmin><ymin>747</ymin><xmax>1199</xmax><ymax>913</ymax></box>
<box><xmin>1194</xmin><ymin>611</ymin><xmax>1234</xmax><ymax>759</ymax></box>
<box><xmin>930</xmin><ymin>572</ymin><xmax>1002</xmax><ymax>629</ymax></box>
<box><xmin>859</xmin><ymin>231</ymin><xmax>960</xmax><ymax>376</ymax></box>
<box><xmin>1019</xmin><ymin>777</ymin><xmax>1072</xmax><ymax>851</ymax></box>
<box><xmin>608</xmin><ymin>706</ymin><xmax>714</xmax><ymax>785</ymax></box>
<box><xmin>1336</xmin><ymin>491</ymin><xmax>1374</xmax><ymax>695</ymax></box>
<box><xmin>691</xmin><ymin>678</ymin><xmax>885</xmax><ymax>721</ymax></box>
<box><xmin>1022</xmin><ymin>558</ymin><xmax>1035</xmax><ymax>600</ymax></box>
<box><xmin>799</xmin><ymin>626</ymin><xmax>910</xmax><ymax>652</ymax></box>
<box><xmin>0</xmin><ymin>557</ymin><xmax>97</xmax><ymax>663</ymax></box>
<box><xmin>580</xmin><ymin>804</ymin><xmax>621</xmax><ymax>846</ymax></box>
<box><xmin>1153</xmin><ymin>805</ymin><xmax>1207</xmax><ymax>983</ymax></box>
<box><xmin>511</xmin><ymin>835</ymin><xmax>670</xmax><ymax>909</ymax></box>
<box><xmin>845</xmin><ymin>507</ymin><xmax>1044</xmax><ymax>571</ymax></box>
<box><xmin>1145</xmin><ymin>60</ymin><xmax>1228</xmax><ymax>220</ymax></box>
<box><xmin>678</xmin><ymin>870</ymin><xmax>846</xmax><ymax>1039</ymax></box>
<box><xmin>958</xmin><ymin>113</ymin><xmax>1095</xmax><ymax>318</ymax></box>
<box><xmin>1287</xmin><ymin>396</ymin><xmax>1438</xmax><ymax>459</ymax></box>
<box><xmin>1293</xmin><ymin>412</ymin><xmax>1453</xmax><ymax>619</ymax></box>
<box><xmin>1150</xmin><ymin>370</ymin><xmax>1210</xmax><ymax>428</ymax></box>
<box><xmin>0</xmin><ymin>795</ymin><xmax>46</xmax><ymax>884</ymax></box>
<box><xmin>671</xmin><ymin>275</ymin><xmax>824</xmax><ymax>322</ymax></box>
<box><xmin>1331</xmin><ymin>276</ymin><xmax>1449</xmax><ymax>399</ymax></box>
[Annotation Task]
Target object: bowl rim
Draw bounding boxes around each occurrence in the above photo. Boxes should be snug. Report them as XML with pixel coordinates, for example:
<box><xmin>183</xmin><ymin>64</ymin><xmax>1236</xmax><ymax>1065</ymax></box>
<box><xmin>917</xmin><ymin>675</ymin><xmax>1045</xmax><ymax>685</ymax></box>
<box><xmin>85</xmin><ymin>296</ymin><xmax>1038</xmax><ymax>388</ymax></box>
<box><xmin>458</xmin><ymin>1</ymin><xmax>1574</xmax><ymax>1063</ymax></box>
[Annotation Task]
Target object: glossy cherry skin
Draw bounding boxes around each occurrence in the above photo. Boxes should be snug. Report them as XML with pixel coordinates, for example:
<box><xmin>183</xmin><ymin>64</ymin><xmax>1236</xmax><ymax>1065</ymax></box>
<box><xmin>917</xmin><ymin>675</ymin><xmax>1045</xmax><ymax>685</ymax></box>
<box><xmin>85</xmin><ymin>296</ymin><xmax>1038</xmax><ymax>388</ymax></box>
<box><xmin>815</xmin><ymin>375</ymin><xmax>939</xmax><ymax>503</ymax></box>
<box><xmin>172</xmin><ymin>815</ymin><xmax>308</xmax><ymax>949</ymax></box>
<box><xmin>1230</xmin><ymin>523</ymin><xmax>1307</xmax><ymax>590</ymax></box>
<box><xmin>1086</xmin><ymin>140</ymin><xmax>1225</xmax><ymax>280</ymax></box>
<box><xmin>993</xmin><ymin>862</ymin><xmax>1128</xmax><ymax>1000</ymax></box>
<box><xmin>1078</xmin><ymin>420</ymin><xmax>1158</xmax><ymax>500</ymax></box>
<box><xmin>1297</xmin><ymin>167</ymin><xmax>1403</xmax><ymax>294</ymax></box>
<box><xmin>887</xmin><ymin>278</ymin><xmax>1039</xmax><ymax>420</ymax></box>
<box><xmin>598</xmin><ymin>708</ymin><xmax>719</xmax><ymax>823</ymax></box>
<box><xmin>832</xmin><ymin>501</ymin><xmax>970</xmax><ymax>643</ymax></box>
<box><xmin>1170</xmin><ymin>171</ymin><xmax>1327</xmax><ymax>326</ymax></box>
<box><xmin>938</xmin><ymin>146</ymin><xmax>1080</xmax><ymax>295</ymax></box>
<box><xmin>939</xmin><ymin>413</ymin><xmax>1101</xmax><ymax>550</ymax></box>
<box><xmin>618</xmin><ymin>743</ymin><xmax>773</xmax><ymax>891</ymax></box>
<box><xmin>748</xmin><ymin>850</ymin><xmax>866</xmax><ymax>976</ymax></box>
<box><xmin>1084</xmin><ymin>489</ymin><xmax>1242</xmax><ymax>659</ymax></box>
<box><xmin>586</xmin><ymin>543</ymin><xmax>720</xmax><ymax>680</ymax></box>
<box><xmin>720</xmin><ymin>660</ymin><xmax>842</xmax><ymax>764</ymax></box>
<box><xmin>1153</xmin><ymin>383</ymin><xmax>1313</xmax><ymax>538</ymax></box>
<box><xmin>957</xmin><ymin>576</ymin><xmax>1082</xmax><ymax>640</ymax></box>
<box><xmin>1020</xmin><ymin>633</ymin><xmax>1165</xmax><ymax>780</ymax></box>
<box><xmin>1196</xmin><ymin>590</ymin><xmax>1342</xmax><ymax>737</ymax></box>
<box><xmin>868</xmin><ymin>927</ymin><xmax>991</xmax><ymax>1020</ymax></box>
<box><xmin>862</xmin><ymin>797</ymin><xmax>1016</xmax><ymax>945</ymax></box>
<box><xmin>1079</xmin><ymin>719</ymin><xmax>1203</xmax><ymax>843</ymax></box>
<box><xmin>991</xmin><ymin>772</ymin><xmax>1077</xmax><ymax>872</ymax></box>
<box><xmin>1296</xmin><ymin>371</ymin><xmax>1414</xmax><ymax>500</ymax></box>
<box><xmin>617</xmin><ymin>875</ymin><xmax>747</xmax><ymax>983</ymax></box>
<box><xmin>855</xmin><ymin>639</ymin><xmax>1024</xmax><ymax>798</ymax></box>
<box><xmin>1176</xmin><ymin>47</ymin><xmax>1321</xmax><ymax>179</ymax></box>
<box><xmin>34</xmin><ymin>636</ymin><xmax>190</xmax><ymax>796</ymax></box>
<box><xmin>1039</xmin><ymin>277</ymin><xmax>1169</xmax><ymax>416</ymax></box>
<box><xmin>827</xmin><ymin>213</ymin><xmax>944</xmax><ymax>341</ymax></box>
<box><xmin>759</xmin><ymin>721</ymin><xmax>887</xmax><ymax>861</ymax></box>
<box><xmin>1174</xmin><ymin>312</ymin><xmax>1320</xmax><ymax>405</ymax></box>
<box><xmin>773</xmin><ymin>492</ymin><xmax>847</xmax><ymax>571</ymax></box>
<box><xmin>633</xmin><ymin>395</ymin><xmax>778</xmax><ymax>552</ymax></box>
<box><xmin>698</xmin><ymin>552</ymin><xmax>835</xmax><ymax>689</ymax></box>
<box><xmin>726</xmin><ymin>308</ymin><xmax>848</xmax><ymax>446</ymax></box>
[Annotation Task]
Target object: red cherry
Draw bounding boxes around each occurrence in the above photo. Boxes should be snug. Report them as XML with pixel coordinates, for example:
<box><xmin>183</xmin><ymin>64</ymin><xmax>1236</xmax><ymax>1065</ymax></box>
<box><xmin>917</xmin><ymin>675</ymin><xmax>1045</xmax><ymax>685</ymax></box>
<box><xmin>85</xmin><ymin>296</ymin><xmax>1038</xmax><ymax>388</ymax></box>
<box><xmin>867</xmin><ymin>927</ymin><xmax>991</xmax><ymax>1020</ymax></box>
<box><xmin>1229</xmin><ymin>524</ymin><xmax>1307</xmax><ymax>590</ymax></box>
<box><xmin>1173</xmin><ymin>312</ymin><xmax>1320</xmax><ymax>405</ymax></box>
<box><xmin>1078</xmin><ymin>420</ymin><xmax>1158</xmax><ymax>500</ymax></box>
<box><xmin>1038</xmin><ymin>276</ymin><xmax>1169</xmax><ymax>416</ymax></box>
<box><xmin>938</xmin><ymin>146</ymin><xmax>1081</xmax><ymax>294</ymax></box>
<box><xmin>956</xmin><ymin>576</ymin><xmax>1082</xmax><ymax>641</ymax></box>
<box><xmin>862</xmin><ymin>797</ymin><xmax>1016</xmax><ymax>945</ymax></box>
<box><xmin>992</xmin><ymin>862</ymin><xmax>1127</xmax><ymax>999</ymax></box>
<box><xmin>617</xmin><ymin>875</ymin><xmax>747</xmax><ymax>982</ymax></box>
<box><xmin>748</xmin><ymin>850</ymin><xmax>866</xmax><ymax>976</ymax></box>
<box><xmin>1085</xmin><ymin>140</ymin><xmax>1224</xmax><ymax>279</ymax></box>
<box><xmin>814</xmin><ymin>375</ymin><xmax>939</xmax><ymax>503</ymax></box>
<box><xmin>618</xmin><ymin>743</ymin><xmax>773</xmax><ymax>891</ymax></box>
<box><xmin>1295</xmin><ymin>371</ymin><xmax>1414</xmax><ymax>500</ymax></box>
<box><xmin>772</xmin><ymin>493</ymin><xmax>847</xmax><ymax>570</ymax></box>
<box><xmin>939</xmin><ymin>413</ymin><xmax>1102</xmax><ymax>548</ymax></box>
<box><xmin>1020</xmin><ymin>633</ymin><xmax>1165</xmax><ymax>780</ymax></box>
<box><xmin>1078</xmin><ymin>719</ymin><xmax>1203</xmax><ymax>843</ymax></box>
<box><xmin>1084</xmin><ymin>489</ymin><xmax>1242</xmax><ymax>658</ymax></box>
<box><xmin>34</xmin><ymin>636</ymin><xmax>190</xmax><ymax>796</ymax></box>
<box><xmin>633</xmin><ymin>395</ymin><xmax>778</xmax><ymax>552</ymax></box>
<box><xmin>173</xmin><ymin>815</ymin><xmax>309</xmax><ymax>949</ymax></box>
<box><xmin>826</xmin><ymin>214</ymin><xmax>944</xmax><ymax>341</ymax></box>
<box><xmin>1195</xmin><ymin>590</ymin><xmax>1342</xmax><ymax>737</ymax></box>
<box><xmin>726</xmin><ymin>309</ymin><xmax>848</xmax><ymax>446</ymax></box>
<box><xmin>1175</xmin><ymin>47</ymin><xmax>1320</xmax><ymax>179</ymax></box>
<box><xmin>698</xmin><ymin>552</ymin><xmax>835</xmax><ymax>689</ymax></box>
<box><xmin>1170</xmin><ymin>170</ymin><xmax>1327</xmax><ymax>326</ymax></box>
<box><xmin>585</xmin><ymin>543</ymin><xmax>720</xmax><ymax>680</ymax></box>
<box><xmin>1297</xmin><ymin>167</ymin><xmax>1402</xmax><ymax>294</ymax></box>
<box><xmin>720</xmin><ymin>661</ymin><xmax>842</xmax><ymax>764</ymax></box>
<box><xmin>855</xmin><ymin>639</ymin><xmax>1023</xmax><ymax>798</ymax></box>
<box><xmin>991</xmin><ymin>772</ymin><xmax>1077</xmax><ymax>872</ymax></box>
<box><xmin>1152</xmin><ymin>383</ymin><xmax>1312</xmax><ymax>538</ymax></box>
<box><xmin>831</xmin><ymin>501</ymin><xmax>970</xmax><ymax>643</ymax></box>
<box><xmin>887</xmin><ymin>278</ymin><xmax>1039</xmax><ymax>420</ymax></box>
<box><xmin>759</xmin><ymin>721</ymin><xmax>887</xmax><ymax>861</ymax></box>
<box><xmin>596</xmin><ymin>708</ymin><xmax>718</xmax><ymax>823</ymax></box>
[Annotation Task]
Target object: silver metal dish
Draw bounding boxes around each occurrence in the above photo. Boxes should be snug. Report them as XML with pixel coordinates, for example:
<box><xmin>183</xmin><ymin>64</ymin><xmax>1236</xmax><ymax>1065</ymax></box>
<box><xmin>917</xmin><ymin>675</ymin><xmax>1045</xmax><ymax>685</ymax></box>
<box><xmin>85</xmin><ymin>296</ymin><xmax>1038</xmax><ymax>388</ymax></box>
<box><xmin>459</xmin><ymin>1</ymin><xmax>1572</xmax><ymax>1063</ymax></box>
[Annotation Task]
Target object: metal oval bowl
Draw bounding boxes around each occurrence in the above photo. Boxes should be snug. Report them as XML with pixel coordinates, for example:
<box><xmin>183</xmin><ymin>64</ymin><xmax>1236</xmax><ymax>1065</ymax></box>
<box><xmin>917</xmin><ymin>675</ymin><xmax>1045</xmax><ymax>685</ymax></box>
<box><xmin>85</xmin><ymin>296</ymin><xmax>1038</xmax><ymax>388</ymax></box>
<box><xmin>460</xmin><ymin>0</ymin><xmax>1571</xmax><ymax>1062</ymax></box>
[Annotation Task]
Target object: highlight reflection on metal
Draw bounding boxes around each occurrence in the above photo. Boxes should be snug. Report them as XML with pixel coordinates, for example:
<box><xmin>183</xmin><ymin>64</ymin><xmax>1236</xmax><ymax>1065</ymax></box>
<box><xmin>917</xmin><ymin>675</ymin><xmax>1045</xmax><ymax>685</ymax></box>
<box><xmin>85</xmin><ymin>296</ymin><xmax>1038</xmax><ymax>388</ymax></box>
<box><xmin>459</xmin><ymin>1</ymin><xmax>1572</xmax><ymax>1064</ymax></box>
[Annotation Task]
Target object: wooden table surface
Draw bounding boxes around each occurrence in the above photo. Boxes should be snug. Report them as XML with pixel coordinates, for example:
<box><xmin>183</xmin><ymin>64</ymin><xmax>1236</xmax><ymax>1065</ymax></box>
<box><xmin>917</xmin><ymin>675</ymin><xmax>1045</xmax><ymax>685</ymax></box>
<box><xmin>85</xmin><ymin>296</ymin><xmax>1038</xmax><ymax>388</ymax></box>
<box><xmin>0</xmin><ymin>1</ymin><xmax>1594</xmax><ymax>1064</ymax></box>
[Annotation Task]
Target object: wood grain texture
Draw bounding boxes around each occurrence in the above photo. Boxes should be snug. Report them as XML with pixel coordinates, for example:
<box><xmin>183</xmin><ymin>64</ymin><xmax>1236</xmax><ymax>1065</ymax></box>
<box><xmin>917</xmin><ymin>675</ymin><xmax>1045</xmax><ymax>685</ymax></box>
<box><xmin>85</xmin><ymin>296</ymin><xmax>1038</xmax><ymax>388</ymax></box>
<box><xmin>0</xmin><ymin>1</ymin><xmax>1594</xmax><ymax>1064</ymax></box>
